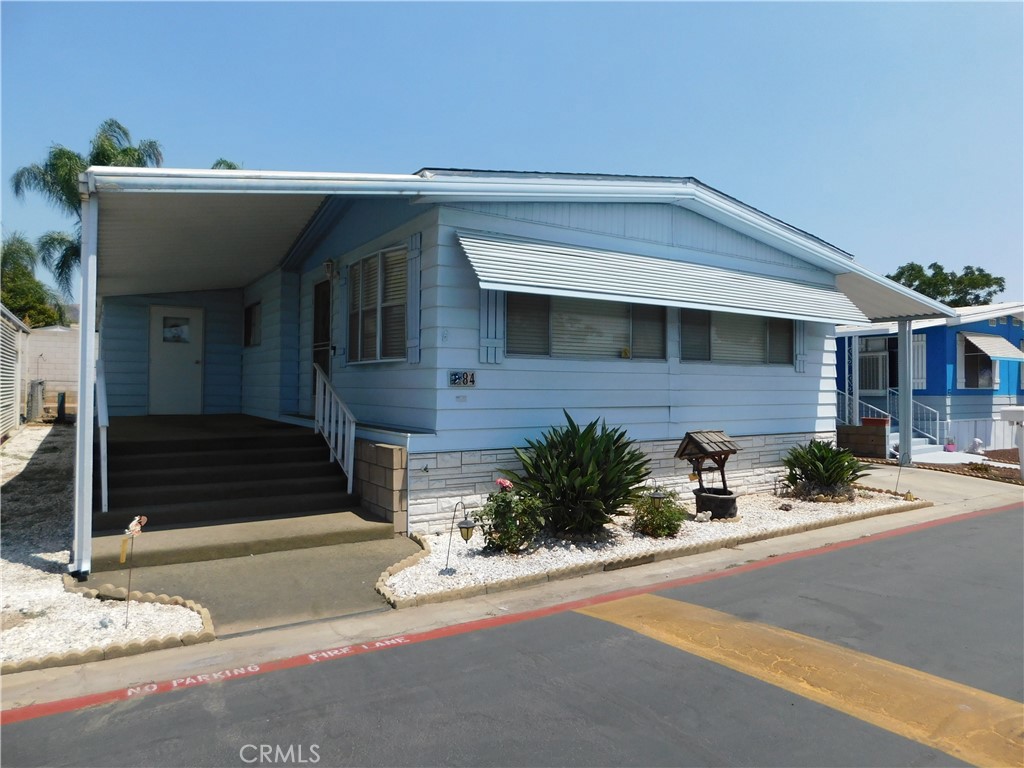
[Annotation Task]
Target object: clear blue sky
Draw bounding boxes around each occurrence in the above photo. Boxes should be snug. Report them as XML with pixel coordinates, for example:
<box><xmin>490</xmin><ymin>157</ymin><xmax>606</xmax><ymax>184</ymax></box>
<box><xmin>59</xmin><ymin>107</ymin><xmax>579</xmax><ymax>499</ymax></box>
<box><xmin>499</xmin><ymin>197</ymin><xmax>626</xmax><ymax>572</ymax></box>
<box><xmin>2</xmin><ymin>1</ymin><xmax>1022</xmax><ymax>304</ymax></box>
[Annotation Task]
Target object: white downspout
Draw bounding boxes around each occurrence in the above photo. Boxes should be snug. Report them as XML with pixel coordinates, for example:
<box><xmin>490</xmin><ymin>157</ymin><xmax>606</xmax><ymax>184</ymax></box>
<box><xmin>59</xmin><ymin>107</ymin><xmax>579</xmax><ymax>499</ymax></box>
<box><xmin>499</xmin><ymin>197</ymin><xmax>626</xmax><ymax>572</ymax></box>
<box><xmin>897</xmin><ymin>319</ymin><xmax>914</xmax><ymax>467</ymax></box>
<box><xmin>70</xmin><ymin>194</ymin><xmax>99</xmax><ymax>578</ymax></box>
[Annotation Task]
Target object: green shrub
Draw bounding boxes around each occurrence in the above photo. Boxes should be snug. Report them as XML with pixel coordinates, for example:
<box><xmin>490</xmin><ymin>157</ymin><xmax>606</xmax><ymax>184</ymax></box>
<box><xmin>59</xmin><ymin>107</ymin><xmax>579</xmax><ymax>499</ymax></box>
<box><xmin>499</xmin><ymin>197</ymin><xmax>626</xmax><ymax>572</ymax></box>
<box><xmin>782</xmin><ymin>439</ymin><xmax>869</xmax><ymax>500</ymax></box>
<box><xmin>503</xmin><ymin>411</ymin><xmax>651</xmax><ymax>536</ymax></box>
<box><xmin>631</xmin><ymin>489</ymin><xmax>686</xmax><ymax>537</ymax></box>
<box><xmin>474</xmin><ymin>479</ymin><xmax>544</xmax><ymax>554</ymax></box>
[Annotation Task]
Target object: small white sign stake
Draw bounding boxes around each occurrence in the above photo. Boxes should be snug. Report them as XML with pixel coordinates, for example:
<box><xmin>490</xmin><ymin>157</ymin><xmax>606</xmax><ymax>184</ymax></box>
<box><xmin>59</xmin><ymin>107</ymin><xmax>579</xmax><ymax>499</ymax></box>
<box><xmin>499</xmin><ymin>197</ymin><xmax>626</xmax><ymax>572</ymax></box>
<box><xmin>123</xmin><ymin>516</ymin><xmax>147</xmax><ymax>628</ymax></box>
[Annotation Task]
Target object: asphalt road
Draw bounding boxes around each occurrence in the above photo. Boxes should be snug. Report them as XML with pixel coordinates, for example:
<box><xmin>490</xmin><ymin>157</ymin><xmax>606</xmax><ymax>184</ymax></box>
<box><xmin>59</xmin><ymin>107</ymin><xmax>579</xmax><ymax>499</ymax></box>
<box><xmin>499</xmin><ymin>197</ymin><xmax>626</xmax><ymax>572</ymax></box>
<box><xmin>3</xmin><ymin>505</ymin><xmax>1021</xmax><ymax>768</ymax></box>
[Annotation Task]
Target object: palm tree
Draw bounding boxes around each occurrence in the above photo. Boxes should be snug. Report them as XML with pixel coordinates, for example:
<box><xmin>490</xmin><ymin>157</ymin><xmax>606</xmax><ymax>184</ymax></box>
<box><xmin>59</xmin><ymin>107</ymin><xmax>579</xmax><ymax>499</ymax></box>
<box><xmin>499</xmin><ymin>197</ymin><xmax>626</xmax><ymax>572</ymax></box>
<box><xmin>2</xmin><ymin>232</ymin><xmax>68</xmax><ymax>327</ymax></box>
<box><xmin>211</xmin><ymin>158</ymin><xmax>241</xmax><ymax>170</ymax></box>
<box><xmin>10</xmin><ymin>119</ymin><xmax>163</xmax><ymax>297</ymax></box>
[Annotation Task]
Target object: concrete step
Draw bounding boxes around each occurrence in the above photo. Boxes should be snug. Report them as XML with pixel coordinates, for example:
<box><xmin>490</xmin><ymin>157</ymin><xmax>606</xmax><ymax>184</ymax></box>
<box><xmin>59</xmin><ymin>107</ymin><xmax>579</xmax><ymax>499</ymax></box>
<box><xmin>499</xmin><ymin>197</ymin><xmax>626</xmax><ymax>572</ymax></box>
<box><xmin>107</xmin><ymin>430</ymin><xmax>321</xmax><ymax>456</ymax></box>
<box><xmin>99</xmin><ymin>459</ymin><xmax>341</xmax><ymax>489</ymax></box>
<box><xmin>92</xmin><ymin>491</ymin><xmax>361</xmax><ymax>532</ymax></box>
<box><xmin>90</xmin><ymin>509</ymin><xmax>394</xmax><ymax>570</ymax></box>
<box><xmin>101</xmin><ymin>474</ymin><xmax>349</xmax><ymax>508</ymax></box>
<box><xmin>108</xmin><ymin>444</ymin><xmax>330</xmax><ymax>472</ymax></box>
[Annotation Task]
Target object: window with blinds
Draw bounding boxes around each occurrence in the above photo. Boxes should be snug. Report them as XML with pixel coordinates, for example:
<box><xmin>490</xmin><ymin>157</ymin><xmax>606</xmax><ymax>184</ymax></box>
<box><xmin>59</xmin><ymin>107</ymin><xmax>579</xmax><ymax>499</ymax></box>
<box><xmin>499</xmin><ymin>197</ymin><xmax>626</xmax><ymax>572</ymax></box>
<box><xmin>506</xmin><ymin>294</ymin><xmax>665</xmax><ymax>359</ymax></box>
<box><xmin>681</xmin><ymin>310</ymin><xmax>794</xmax><ymax>365</ymax></box>
<box><xmin>348</xmin><ymin>245</ymin><xmax>407</xmax><ymax>362</ymax></box>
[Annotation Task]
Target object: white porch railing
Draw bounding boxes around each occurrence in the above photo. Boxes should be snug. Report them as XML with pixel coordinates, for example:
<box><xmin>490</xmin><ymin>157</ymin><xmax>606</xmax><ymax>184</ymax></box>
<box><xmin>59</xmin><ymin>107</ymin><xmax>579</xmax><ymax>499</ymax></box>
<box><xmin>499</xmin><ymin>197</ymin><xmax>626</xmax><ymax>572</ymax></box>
<box><xmin>313</xmin><ymin>364</ymin><xmax>357</xmax><ymax>494</ymax></box>
<box><xmin>96</xmin><ymin>359</ymin><xmax>110</xmax><ymax>513</ymax></box>
<box><xmin>887</xmin><ymin>388</ymin><xmax>942</xmax><ymax>443</ymax></box>
<box><xmin>836</xmin><ymin>390</ymin><xmax>890</xmax><ymax>425</ymax></box>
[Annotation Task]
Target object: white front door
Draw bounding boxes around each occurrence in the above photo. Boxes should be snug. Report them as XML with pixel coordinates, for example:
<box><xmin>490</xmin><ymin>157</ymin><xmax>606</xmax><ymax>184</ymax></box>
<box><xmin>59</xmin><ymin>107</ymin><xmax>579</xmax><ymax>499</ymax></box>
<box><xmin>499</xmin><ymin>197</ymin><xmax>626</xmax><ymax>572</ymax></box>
<box><xmin>149</xmin><ymin>306</ymin><xmax>204</xmax><ymax>414</ymax></box>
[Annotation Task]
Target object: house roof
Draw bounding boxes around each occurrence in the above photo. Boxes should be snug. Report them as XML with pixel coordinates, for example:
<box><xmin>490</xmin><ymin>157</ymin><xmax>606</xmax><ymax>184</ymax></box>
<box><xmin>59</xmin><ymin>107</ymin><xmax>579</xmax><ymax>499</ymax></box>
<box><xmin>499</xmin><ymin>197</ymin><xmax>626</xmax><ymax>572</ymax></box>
<box><xmin>835</xmin><ymin>301</ymin><xmax>1024</xmax><ymax>337</ymax></box>
<box><xmin>80</xmin><ymin>166</ymin><xmax>953</xmax><ymax>322</ymax></box>
<box><xmin>1</xmin><ymin>304</ymin><xmax>31</xmax><ymax>333</ymax></box>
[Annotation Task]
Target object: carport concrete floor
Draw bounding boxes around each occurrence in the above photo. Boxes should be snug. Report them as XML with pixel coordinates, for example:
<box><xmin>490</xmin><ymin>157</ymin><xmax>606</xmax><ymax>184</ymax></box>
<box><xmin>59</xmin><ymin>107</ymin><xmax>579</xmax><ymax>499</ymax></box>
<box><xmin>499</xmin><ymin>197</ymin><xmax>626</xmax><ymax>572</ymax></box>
<box><xmin>81</xmin><ymin>537</ymin><xmax>421</xmax><ymax>636</ymax></box>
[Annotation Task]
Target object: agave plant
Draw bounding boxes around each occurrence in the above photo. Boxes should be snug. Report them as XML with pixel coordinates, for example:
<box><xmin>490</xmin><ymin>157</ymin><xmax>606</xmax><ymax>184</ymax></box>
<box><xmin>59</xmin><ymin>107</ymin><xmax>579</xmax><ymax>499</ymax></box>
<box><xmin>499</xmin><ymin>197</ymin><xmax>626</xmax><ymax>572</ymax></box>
<box><xmin>502</xmin><ymin>411</ymin><xmax>651</xmax><ymax>536</ymax></box>
<box><xmin>782</xmin><ymin>439</ymin><xmax>870</xmax><ymax>500</ymax></box>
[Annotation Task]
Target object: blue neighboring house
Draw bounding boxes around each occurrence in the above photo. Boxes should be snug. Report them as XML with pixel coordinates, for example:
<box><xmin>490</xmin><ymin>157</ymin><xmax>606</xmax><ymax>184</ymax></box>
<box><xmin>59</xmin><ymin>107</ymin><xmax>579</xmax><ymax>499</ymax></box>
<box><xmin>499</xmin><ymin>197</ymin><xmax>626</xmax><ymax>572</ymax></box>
<box><xmin>835</xmin><ymin>302</ymin><xmax>1024</xmax><ymax>451</ymax></box>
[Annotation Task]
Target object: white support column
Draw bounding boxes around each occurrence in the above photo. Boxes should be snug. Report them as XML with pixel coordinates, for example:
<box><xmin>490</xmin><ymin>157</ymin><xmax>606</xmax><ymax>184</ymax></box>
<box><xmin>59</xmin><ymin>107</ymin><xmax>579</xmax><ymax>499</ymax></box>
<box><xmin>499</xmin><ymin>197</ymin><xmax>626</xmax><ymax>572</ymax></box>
<box><xmin>850</xmin><ymin>334</ymin><xmax>861</xmax><ymax>425</ymax></box>
<box><xmin>70</xmin><ymin>195</ymin><xmax>99</xmax><ymax>579</ymax></box>
<box><xmin>897</xmin><ymin>319</ymin><xmax>914</xmax><ymax>467</ymax></box>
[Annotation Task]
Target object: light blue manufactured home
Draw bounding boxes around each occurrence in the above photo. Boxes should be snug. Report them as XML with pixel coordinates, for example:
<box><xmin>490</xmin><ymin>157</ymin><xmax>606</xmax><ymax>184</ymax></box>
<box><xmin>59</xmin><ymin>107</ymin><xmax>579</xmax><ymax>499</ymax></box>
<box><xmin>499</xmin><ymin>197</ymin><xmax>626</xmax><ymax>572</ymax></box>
<box><xmin>835</xmin><ymin>302</ymin><xmax>1024</xmax><ymax>451</ymax></box>
<box><xmin>70</xmin><ymin>167</ymin><xmax>952</xmax><ymax>576</ymax></box>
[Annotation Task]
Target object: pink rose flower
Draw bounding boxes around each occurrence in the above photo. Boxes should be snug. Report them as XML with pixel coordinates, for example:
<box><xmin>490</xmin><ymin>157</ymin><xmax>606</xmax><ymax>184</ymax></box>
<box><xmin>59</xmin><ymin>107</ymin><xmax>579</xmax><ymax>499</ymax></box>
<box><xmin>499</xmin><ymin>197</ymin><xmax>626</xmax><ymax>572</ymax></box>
<box><xmin>496</xmin><ymin>478</ymin><xmax>514</xmax><ymax>491</ymax></box>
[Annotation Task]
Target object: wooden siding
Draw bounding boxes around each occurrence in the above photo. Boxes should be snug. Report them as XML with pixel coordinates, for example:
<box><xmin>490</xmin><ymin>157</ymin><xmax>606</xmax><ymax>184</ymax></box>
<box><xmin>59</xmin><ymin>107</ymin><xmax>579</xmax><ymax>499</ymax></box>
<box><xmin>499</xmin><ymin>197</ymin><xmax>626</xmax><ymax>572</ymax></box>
<box><xmin>101</xmin><ymin>290</ymin><xmax>243</xmax><ymax>416</ymax></box>
<box><xmin>295</xmin><ymin>206</ymin><xmax>439</xmax><ymax>428</ymax></box>
<box><xmin>446</xmin><ymin>202</ymin><xmax>826</xmax><ymax>283</ymax></box>
<box><xmin>407</xmin><ymin>210</ymin><xmax>837</xmax><ymax>453</ymax></box>
<box><xmin>244</xmin><ymin>272</ymin><xmax>296</xmax><ymax>421</ymax></box>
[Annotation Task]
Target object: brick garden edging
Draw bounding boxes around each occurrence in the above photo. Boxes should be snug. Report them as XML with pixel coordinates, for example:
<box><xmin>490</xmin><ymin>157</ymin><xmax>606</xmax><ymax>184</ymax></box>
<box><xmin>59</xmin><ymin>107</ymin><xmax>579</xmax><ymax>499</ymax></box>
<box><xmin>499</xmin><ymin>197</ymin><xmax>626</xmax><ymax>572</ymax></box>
<box><xmin>375</xmin><ymin>498</ymin><xmax>934</xmax><ymax>610</ymax></box>
<box><xmin>864</xmin><ymin>458</ymin><xmax>1023</xmax><ymax>486</ymax></box>
<box><xmin>0</xmin><ymin>580</ymin><xmax>216</xmax><ymax>676</ymax></box>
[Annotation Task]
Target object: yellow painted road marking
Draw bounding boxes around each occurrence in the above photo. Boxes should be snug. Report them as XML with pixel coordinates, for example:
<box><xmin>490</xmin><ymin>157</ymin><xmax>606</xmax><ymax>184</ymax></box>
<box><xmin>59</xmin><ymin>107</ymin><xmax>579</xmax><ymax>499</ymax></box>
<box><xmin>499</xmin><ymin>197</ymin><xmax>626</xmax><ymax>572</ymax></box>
<box><xmin>577</xmin><ymin>594</ymin><xmax>1024</xmax><ymax>768</ymax></box>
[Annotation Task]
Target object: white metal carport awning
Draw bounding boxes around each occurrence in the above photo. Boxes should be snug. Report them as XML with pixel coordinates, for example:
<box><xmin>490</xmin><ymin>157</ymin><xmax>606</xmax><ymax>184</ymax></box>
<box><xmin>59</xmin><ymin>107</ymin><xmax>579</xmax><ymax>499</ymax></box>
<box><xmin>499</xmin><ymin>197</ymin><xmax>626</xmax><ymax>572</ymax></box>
<box><xmin>457</xmin><ymin>231</ymin><xmax>871</xmax><ymax>325</ymax></box>
<box><xmin>960</xmin><ymin>332</ymin><xmax>1024</xmax><ymax>361</ymax></box>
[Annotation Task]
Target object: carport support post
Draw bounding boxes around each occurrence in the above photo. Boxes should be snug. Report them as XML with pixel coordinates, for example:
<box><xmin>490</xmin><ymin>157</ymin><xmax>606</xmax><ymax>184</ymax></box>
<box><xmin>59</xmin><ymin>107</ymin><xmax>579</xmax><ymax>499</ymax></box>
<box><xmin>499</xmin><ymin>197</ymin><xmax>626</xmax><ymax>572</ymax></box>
<box><xmin>70</xmin><ymin>194</ymin><xmax>98</xmax><ymax>579</ymax></box>
<box><xmin>897</xmin><ymin>319</ymin><xmax>914</xmax><ymax>467</ymax></box>
<box><xmin>850</xmin><ymin>333</ymin><xmax>861</xmax><ymax>425</ymax></box>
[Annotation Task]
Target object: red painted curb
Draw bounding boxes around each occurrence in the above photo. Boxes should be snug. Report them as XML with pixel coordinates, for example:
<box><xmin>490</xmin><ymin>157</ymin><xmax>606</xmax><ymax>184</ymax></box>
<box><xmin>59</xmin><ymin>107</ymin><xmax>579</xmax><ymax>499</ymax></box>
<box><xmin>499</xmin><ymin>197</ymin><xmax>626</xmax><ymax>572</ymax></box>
<box><xmin>2</xmin><ymin>502</ymin><xmax>1017</xmax><ymax>726</ymax></box>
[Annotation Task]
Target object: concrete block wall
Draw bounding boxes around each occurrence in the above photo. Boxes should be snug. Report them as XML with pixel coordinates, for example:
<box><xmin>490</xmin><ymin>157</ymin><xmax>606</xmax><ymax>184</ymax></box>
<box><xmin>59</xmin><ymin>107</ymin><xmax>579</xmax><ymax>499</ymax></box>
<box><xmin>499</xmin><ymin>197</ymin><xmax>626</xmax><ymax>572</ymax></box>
<box><xmin>23</xmin><ymin>327</ymin><xmax>79</xmax><ymax>392</ymax></box>
<box><xmin>22</xmin><ymin>327</ymin><xmax>79</xmax><ymax>414</ymax></box>
<box><xmin>354</xmin><ymin>439</ymin><xmax>408</xmax><ymax>533</ymax></box>
<box><xmin>406</xmin><ymin>431</ymin><xmax>832</xmax><ymax>533</ymax></box>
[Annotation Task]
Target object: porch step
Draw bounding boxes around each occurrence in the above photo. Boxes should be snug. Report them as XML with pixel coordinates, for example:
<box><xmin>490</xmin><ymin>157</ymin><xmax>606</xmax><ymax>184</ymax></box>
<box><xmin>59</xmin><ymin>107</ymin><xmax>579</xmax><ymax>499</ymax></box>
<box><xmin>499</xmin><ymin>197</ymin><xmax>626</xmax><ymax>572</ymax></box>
<box><xmin>101</xmin><ymin>459</ymin><xmax>340</xmax><ymax>488</ymax></box>
<box><xmin>90</xmin><ymin>509</ymin><xmax>394</xmax><ymax>570</ymax></box>
<box><xmin>93</xmin><ymin>416</ymin><xmax>363</xmax><ymax>535</ymax></box>
<box><xmin>107</xmin><ymin>445</ymin><xmax>330</xmax><ymax>472</ymax></box>
<box><xmin>92</xmin><ymin>491</ymin><xmax>360</xmax><ymax>533</ymax></box>
<box><xmin>887</xmin><ymin>433</ymin><xmax>943</xmax><ymax>456</ymax></box>
<box><xmin>101</xmin><ymin>474</ymin><xmax>350</xmax><ymax>509</ymax></box>
<box><xmin>106</xmin><ymin>430</ymin><xmax>322</xmax><ymax>456</ymax></box>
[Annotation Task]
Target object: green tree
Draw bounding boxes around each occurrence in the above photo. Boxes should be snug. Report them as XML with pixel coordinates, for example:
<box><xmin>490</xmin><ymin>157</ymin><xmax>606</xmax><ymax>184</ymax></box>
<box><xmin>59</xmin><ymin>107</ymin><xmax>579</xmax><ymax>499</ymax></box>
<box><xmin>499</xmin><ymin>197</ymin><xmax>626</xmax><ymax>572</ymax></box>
<box><xmin>10</xmin><ymin>119</ymin><xmax>163</xmax><ymax>297</ymax></box>
<box><xmin>887</xmin><ymin>261</ymin><xmax>1006</xmax><ymax>306</ymax></box>
<box><xmin>2</xmin><ymin>233</ymin><xmax>67</xmax><ymax>327</ymax></box>
<box><xmin>211</xmin><ymin>158</ymin><xmax>241</xmax><ymax>170</ymax></box>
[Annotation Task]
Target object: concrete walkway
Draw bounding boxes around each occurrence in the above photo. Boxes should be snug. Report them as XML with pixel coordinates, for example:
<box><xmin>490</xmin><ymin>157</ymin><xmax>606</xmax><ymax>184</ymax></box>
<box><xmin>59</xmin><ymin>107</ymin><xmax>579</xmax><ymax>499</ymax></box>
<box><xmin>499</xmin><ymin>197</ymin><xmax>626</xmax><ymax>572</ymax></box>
<box><xmin>82</xmin><ymin>536</ymin><xmax>421</xmax><ymax>636</ymax></box>
<box><xmin>3</xmin><ymin>465</ymin><xmax>1021</xmax><ymax>712</ymax></box>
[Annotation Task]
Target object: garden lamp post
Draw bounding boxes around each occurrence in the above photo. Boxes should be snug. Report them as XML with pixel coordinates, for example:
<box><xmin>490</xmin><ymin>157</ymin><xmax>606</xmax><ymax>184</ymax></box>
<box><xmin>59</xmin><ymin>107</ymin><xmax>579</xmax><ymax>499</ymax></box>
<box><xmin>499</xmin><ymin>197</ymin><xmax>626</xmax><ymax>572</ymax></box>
<box><xmin>442</xmin><ymin>501</ymin><xmax>477</xmax><ymax>575</ymax></box>
<box><xmin>649</xmin><ymin>488</ymin><xmax>666</xmax><ymax>510</ymax></box>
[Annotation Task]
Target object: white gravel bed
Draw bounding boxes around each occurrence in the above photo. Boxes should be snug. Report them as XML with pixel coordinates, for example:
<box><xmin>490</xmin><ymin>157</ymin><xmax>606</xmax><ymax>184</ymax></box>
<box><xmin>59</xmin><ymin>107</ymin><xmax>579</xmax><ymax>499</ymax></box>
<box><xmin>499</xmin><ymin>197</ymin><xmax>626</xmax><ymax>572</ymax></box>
<box><xmin>385</xmin><ymin>490</ymin><xmax>917</xmax><ymax>600</ymax></box>
<box><xmin>2</xmin><ymin>425</ymin><xmax>202</xmax><ymax>665</ymax></box>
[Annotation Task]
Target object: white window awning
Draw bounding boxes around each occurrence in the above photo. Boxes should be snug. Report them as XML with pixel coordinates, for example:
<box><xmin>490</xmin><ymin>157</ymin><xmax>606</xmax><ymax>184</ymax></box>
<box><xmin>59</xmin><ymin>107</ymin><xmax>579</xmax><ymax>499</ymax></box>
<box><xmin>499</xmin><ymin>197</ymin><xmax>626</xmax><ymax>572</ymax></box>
<box><xmin>961</xmin><ymin>332</ymin><xmax>1024</xmax><ymax>361</ymax></box>
<box><xmin>457</xmin><ymin>231</ymin><xmax>870</xmax><ymax>325</ymax></box>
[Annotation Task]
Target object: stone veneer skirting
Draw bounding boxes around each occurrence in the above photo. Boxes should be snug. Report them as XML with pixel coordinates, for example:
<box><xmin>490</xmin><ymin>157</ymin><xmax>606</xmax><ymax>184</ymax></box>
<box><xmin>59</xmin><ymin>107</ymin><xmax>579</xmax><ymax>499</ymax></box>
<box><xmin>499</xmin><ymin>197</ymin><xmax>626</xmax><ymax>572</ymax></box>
<box><xmin>406</xmin><ymin>431</ymin><xmax>836</xmax><ymax>533</ymax></box>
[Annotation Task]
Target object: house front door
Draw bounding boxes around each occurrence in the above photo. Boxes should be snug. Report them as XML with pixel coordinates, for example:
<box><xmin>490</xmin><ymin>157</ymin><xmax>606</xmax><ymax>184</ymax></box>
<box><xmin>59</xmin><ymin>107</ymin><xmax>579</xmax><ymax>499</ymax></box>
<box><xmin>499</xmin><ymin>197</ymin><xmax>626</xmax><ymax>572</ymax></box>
<box><xmin>149</xmin><ymin>305</ymin><xmax>204</xmax><ymax>414</ymax></box>
<box><xmin>312</xmin><ymin>280</ymin><xmax>332</xmax><ymax>390</ymax></box>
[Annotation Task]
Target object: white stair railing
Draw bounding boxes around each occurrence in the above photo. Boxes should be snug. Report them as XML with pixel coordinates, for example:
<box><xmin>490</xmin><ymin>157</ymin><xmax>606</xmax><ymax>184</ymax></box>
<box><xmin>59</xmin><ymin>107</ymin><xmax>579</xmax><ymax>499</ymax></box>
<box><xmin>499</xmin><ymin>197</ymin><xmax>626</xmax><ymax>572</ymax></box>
<box><xmin>96</xmin><ymin>359</ymin><xmax>110</xmax><ymax>513</ymax></box>
<box><xmin>313</xmin><ymin>364</ymin><xmax>357</xmax><ymax>494</ymax></box>
<box><xmin>836</xmin><ymin>390</ymin><xmax>890</xmax><ymax>425</ymax></box>
<box><xmin>887</xmin><ymin>388</ymin><xmax>941</xmax><ymax>443</ymax></box>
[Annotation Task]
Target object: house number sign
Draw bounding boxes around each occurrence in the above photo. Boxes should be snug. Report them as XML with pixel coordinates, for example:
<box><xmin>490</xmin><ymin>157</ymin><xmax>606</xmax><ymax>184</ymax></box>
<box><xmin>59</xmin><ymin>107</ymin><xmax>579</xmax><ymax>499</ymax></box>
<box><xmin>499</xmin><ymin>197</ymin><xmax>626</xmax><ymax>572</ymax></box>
<box><xmin>448</xmin><ymin>370</ymin><xmax>476</xmax><ymax>387</ymax></box>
